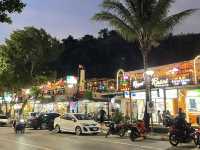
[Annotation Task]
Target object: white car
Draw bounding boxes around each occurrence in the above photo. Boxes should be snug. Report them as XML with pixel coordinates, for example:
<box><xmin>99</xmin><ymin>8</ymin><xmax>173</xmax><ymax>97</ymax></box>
<box><xmin>54</xmin><ymin>113</ymin><xmax>100</xmax><ymax>135</ymax></box>
<box><xmin>0</xmin><ymin>115</ymin><xmax>9</xmax><ymax>126</ymax></box>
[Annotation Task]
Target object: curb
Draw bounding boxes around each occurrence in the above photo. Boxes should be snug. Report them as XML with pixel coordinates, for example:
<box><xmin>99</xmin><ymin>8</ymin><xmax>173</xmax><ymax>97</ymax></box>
<box><xmin>146</xmin><ymin>134</ymin><xmax>168</xmax><ymax>141</ymax></box>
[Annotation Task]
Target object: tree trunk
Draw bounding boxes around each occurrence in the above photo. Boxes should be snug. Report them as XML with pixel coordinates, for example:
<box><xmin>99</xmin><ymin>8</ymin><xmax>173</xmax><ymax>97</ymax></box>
<box><xmin>30</xmin><ymin>62</ymin><xmax>34</xmax><ymax>78</ymax></box>
<box><xmin>32</xmin><ymin>95</ymin><xmax>38</xmax><ymax>112</ymax></box>
<box><xmin>19</xmin><ymin>99</ymin><xmax>28</xmax><ymax>116</ymax></box>
<box><xmin>142</xmin><ymin>51</ymin><xmax>151</xmax><ymax>131</ymax></box>
<box><xmin>32</xmin><ymin>99</ymin><xmax>36</xmax><ymax>112</ymax></box>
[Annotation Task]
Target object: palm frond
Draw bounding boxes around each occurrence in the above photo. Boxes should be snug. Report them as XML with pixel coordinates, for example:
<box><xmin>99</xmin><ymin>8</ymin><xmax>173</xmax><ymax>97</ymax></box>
<box><xmin>93</xmin><ymin>11</ymin><xmax>137</xmax><ymax>41</ymax></box>
<box><xmin>151</xmin><ymin>0</ymin><xmax>173</xmax><ymax>24</ymax></box>
<box><xmin>124</xmin><ymin>0</ymin><xmax>137</xmax><ymax>15</ymax></box>
<box><xmin>101</xmin><ymin>0</ymin><xmax>138</xmax><ymax>30</ymax></box>
<box><xmin>163</xmin><ymin>9</ymin><xmax>198</xmax><ymax>31</ymax></box>
<box><xmin>93</xmin><ymin>0</ymin><xmax>197</xmax><ymax>50</ymax></box>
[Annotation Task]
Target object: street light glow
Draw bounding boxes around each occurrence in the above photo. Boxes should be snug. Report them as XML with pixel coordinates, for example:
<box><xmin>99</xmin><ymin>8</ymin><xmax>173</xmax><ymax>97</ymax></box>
<box><xmin>146</xmin><ymin>70</ymin><xmax>154</xmax><ymax>76</ymax></box>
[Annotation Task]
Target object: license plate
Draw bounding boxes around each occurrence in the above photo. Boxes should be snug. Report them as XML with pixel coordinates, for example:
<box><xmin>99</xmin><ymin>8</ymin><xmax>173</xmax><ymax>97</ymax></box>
<box><xmin>93</xmin><ymin>127</ymin><xmax>97</xmax><ymax>131</ymax></box>
<box><xmin>128</xmin><ymin>130</ymin><xmax>131</xmax><ymax>133</ymax></box>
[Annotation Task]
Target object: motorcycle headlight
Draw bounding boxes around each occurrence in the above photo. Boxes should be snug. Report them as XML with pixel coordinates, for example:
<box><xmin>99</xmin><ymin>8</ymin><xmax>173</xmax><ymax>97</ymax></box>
<box><xmin>20</xmin><ymin>119</ymin><xmax>25</xmax><ymax>123</ymax></box>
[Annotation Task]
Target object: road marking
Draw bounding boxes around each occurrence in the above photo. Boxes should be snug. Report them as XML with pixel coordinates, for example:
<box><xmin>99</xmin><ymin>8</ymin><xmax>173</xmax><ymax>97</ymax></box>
<box><xmin>0</xmin><ymin>137</ymin><xmax>54</xmax><ymax>150</ymax></box>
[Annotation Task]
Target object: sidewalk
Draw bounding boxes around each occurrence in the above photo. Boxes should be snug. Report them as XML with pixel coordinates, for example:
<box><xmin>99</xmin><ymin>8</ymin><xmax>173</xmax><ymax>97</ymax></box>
<box><xmin>99</xmin><ymin>124</ymin><xmax>169</xmax><ymax>141</ymax></box>
<box><xmin>100</xmin><ymin>128</ymin><xmax>169</xmax><ymax>141</ymax></box>
<box><xmin>146</xmin><ymin>132</ymin><xmax>168</xmax><ymax>141</ymax></box>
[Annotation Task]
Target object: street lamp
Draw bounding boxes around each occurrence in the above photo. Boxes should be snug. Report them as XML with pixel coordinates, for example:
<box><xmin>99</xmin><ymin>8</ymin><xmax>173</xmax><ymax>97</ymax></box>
<box><xmin>145</xmin><ymin>70</ymin><xmax>154</xmax><ymax>129</ymax></box>
<box><xmin>145</xmin><ymin>69</ymin><xmax>154</xmax><ymax>104</ymax></box>
<box><xmin>146</xmin><ymin>70</ymin><xmax>154</xmax><ymax>77</ymax></box>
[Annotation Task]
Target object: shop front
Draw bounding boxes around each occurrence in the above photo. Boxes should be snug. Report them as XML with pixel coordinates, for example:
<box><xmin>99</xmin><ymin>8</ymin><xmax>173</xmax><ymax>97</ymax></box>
<box><xmin>185</xmin><ymin>89</ymin><xmax>200</xmax><ymax>124</ymax></box>
<box><xmin>119</xmin><ymin>58</ymin><xmax>200</xmax><ymax>124</ymax></box>
<box><xmin>124</xmin><ymin>88</ymin><xmax>178</xmax><ymax>122</ymax></box>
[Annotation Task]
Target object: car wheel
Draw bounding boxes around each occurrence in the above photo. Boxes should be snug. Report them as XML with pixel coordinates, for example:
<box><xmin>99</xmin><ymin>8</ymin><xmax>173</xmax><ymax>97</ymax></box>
<box><xmin>54</xmin><ymin>125</ymin><xmax>61</xmax><ymax>133</ymax></box>
<box><xmin>75</xmin><ymin>126</ymin><xmax>82</xmax><ymax>136</ymax></box>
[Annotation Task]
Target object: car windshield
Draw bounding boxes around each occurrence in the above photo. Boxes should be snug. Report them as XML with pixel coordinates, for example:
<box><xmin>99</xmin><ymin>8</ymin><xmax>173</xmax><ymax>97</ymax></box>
<box><xmin>0</xmin><ymin>116</ymin><xmax>7</xmax><ymax>119</ymax></box>
<box><xmin>74</xmin><ymin>114</ymin><xmax>90</xmax><ymax>120</ymax></box>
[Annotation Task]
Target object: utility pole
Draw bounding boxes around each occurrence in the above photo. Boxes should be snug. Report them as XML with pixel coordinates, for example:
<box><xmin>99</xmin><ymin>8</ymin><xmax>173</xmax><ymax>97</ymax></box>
<box><xmin>129</xmin><ymin>78</ymin><xmax>133</xmax><ymax>123</ymax></box>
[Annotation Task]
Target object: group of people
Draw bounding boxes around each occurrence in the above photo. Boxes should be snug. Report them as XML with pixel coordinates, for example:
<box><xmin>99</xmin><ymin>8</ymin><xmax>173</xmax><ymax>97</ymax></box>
<box><xmin>157</xmin><ymin>110</ymin><xmax>172</xmax><ymax>125</ymax></box>
<box><xmin>158</xmin><ymin>108</ymin><xmax>190</xmax><ymax>137</ymax></box>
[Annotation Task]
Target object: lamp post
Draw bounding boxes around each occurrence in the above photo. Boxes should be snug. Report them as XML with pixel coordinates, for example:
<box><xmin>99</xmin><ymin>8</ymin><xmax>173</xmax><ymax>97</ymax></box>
<box><xmin>146</xmin><ymin>70</ymin><xmax>154</xmax><ymax>101</ymax></box>
<box><xmin>145</xmin><ymin>70</ymin><xmax>154</xmax><ymax>129</ymax></box>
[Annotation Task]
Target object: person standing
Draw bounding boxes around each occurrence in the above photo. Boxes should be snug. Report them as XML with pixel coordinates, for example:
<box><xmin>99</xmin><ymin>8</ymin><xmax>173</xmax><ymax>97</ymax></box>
<box><xmin>157</xmin><ymin>110</ymin><xmax>162</xmax><ymax>125</ymax></box>
<box><xmin>99</xmin><ymin>107</ymin><xmax>106</xmax><ymax>129</ymax></box>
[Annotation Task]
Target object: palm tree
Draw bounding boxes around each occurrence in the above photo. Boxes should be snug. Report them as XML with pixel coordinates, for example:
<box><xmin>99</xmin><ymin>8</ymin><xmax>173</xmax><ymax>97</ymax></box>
<box><xmin>93</xmin><ymin>0</ymin><xmax>198</xmax><ymax>129</ymax></box>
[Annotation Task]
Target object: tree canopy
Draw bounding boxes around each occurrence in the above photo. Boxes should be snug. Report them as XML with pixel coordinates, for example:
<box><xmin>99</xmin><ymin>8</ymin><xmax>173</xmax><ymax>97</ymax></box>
<box><xmin>0</xmin><ymin>27</ymin><xmax>62</xmax><ymax>90</ymax></box>
<box><xmin>0</xmin><ymin>0</ymin><xmax>25</xmax><ymax>23</ymax></box>
<box><xmin>57</xmin><ymin>30</ymin><xmax>200</xmax><ymax>78</ymax></box>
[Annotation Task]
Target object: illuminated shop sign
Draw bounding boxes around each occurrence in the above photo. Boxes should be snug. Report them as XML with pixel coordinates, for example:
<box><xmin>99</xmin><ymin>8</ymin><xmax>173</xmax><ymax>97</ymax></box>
<box><xmin>152</xmin><ymin>78</ymin><xmax>169</xmax><ymax>87</ymax></box>
<box><xmin>132</xmin><ymin>78</ymin><xmax>191</xmax><ymax>89</ymax></box>
<box><xmin>66</xmin><ymin>76</ymin><xmax>77</xmax><ymax>84</ymax></box>
<box><xmin>171</xmin><ymin>78</ymin><xmax>191</xmax><ymax>86</ymax></box>
<box><xmin>132</xmin><ymin>81</ymin><xmax>144</xmax><ymax>88</ymax></box>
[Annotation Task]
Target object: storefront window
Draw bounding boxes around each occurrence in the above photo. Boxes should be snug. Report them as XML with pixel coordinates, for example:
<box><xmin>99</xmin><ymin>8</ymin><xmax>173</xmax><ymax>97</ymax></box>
<box><xmin>186</xmin><ymin>90</ymin><xmax>200</xmax><ymax>112</ymax></box>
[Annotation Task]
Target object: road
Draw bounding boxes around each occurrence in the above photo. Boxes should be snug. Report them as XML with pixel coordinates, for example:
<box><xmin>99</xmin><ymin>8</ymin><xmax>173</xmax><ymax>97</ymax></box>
<box><xmin>0</xmin><ymin>127</ymin><xmax>199</xmax><ymax>150</ymax></box>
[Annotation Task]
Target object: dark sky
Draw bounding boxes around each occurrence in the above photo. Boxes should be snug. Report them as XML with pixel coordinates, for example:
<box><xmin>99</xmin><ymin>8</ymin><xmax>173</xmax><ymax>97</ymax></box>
<box><xmin>0</xmin><ymin>0</ymin><xmax>199</xmax><ymax>43</ymax></box>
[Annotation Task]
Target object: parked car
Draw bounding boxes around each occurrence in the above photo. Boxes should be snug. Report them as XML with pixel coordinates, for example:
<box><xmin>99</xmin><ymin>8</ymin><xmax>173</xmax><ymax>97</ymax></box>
<box><xmin>0</xmin><ymin>115</ymin><xmax>9</xmax><ymax>126</ymax></box>
<box><xmin>30</xmin><ymin>112</ymin><xmax>60</xmax><ymax>130</ymax></box>
<box><xmin>54</xmin><ymin>113</ymin><xmax>100</xmax><ymax>135</ymax></box>
<box><xmin>26</xmin><ymin>112</ymin><xmax>40</xmax><ymax>127</ymax></box>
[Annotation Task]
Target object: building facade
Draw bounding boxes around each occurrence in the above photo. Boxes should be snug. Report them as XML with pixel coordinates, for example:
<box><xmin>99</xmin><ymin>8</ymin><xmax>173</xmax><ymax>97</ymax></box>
<box><xmin>118</xmin><ymin>57</ymin><xmax>200</xmax><ymax>124</ymax></box>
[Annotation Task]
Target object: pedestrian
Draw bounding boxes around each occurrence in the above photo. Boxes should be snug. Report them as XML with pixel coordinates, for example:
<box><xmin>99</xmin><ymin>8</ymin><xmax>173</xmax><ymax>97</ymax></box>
<box><xmin>166</xmin><ymin>110</ymin><xmax>171</xmax><ymax>116</ymax></box>
<box><xmin>157</xmin><ymin>110</ymin><xmax>162</xmax><ymax>125</ymax></box>
<box><xmin>12</xmin><ymin>119</ymin><xmax>16</xmax><ymax>128</ymax></box>
<box><xmin>99</xmin><ymin>107</ymin><xmax>106</xmax><ymax>129</ymax></box>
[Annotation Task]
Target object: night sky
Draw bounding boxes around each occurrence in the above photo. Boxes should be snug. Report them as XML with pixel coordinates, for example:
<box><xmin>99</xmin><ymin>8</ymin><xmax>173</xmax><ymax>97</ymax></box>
<box><xmin>0</xmin><ymin>0</ymin><xmax>199</xmax><ymax>43</ymax></box>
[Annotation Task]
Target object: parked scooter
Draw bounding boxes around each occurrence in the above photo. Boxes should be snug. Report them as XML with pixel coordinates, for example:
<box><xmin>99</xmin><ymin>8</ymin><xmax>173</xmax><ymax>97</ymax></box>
<box><xmin>129</xmin><ymin>120</ymin><xmax>146</xmax><ymax>141</ymax></box>
<box><xmin>105</xmin><ymin>122</ymin><xmax>128</xmax><ymax>138</ymax></box>
<box><xmin>13</xmin><ymin>119</ymin><xmax>26</xmax><ymax>134</ymax></box>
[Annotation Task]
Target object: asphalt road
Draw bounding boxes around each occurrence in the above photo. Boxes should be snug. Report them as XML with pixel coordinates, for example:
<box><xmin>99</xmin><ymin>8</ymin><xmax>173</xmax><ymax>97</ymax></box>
<box><xmin>0</xmin><ymin>127</ymin><xmax>199</xmax><ymax>150</ymax></box>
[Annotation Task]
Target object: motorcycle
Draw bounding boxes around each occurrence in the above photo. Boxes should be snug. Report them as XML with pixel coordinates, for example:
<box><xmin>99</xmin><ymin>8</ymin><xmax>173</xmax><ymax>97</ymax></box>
<box><xmin>129</xmin><ymin>120</ymin><xmax>146</xmax><ymax>141</ymax></box>
<box><xmin>13</xmin><ymin>119</ymin><xmax>26</xmax><ymax>134</ymax></box>
<box><xmin>169</xmin><ymin>123</ymin><xmax>199</xmax><ymax>146</ymax></box>
<box><xmin>105</xmin><ymin>122</ymin><xmax>128</xmax><ymax>138</ymax></box>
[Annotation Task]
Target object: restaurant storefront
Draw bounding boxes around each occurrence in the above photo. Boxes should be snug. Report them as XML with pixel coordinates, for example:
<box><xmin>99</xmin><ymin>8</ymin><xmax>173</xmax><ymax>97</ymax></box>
<box><xmin>119</xmin><ymin>57</ymin><xmax>200</xmax><ymax>124</ymax></box>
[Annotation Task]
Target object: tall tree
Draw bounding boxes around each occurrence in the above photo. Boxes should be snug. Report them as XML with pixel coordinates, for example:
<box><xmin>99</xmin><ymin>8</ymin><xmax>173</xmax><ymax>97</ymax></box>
<box><xmin>0</xmin><ymin>0</ymin><xmax>25</xmax><ymax>23</ymax></box>
<box><xmin>93</xmin><ymin>0</ymin><xmax>197</xmax><ymax>129</ymax></box>
<box><xmin>2</xmin><ymin>27</ymin><xmax>62</xmax><ymax>86</ymax></box>
<box><xmin>0</xmin><ymin>27</ymin><xmax>62</xmax><ymax>114</ymax></box>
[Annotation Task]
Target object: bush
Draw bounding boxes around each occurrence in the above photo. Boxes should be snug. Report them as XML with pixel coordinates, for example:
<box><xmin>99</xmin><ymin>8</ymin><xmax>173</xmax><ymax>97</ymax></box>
<box><xmin>112</xmin><ymin>110</ymin><xmax>123</xmax><ymax>124</ymax></box>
